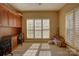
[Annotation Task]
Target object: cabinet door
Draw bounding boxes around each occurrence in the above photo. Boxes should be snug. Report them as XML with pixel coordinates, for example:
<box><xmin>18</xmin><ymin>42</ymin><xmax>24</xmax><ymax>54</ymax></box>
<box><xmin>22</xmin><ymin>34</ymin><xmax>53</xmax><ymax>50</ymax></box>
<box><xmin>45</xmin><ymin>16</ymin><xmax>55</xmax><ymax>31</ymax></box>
<box><xmin>0</xmin><ymin>6</ymin><xmax>2</xmax><ymax>26</ymax></box>
<box><xmin>19</xmin><ymin>16</ymin><xmax>22</xmax><ymax>27</ymax></box>
<box><xmin>15</xmin><ymin>15</ymin><xmax>22</xmax><ymax>27</ymax></box>
<box><xmin>18</xmin><ymin>16</ymin><xmax>22</xmax><ymax>27</ymax></box>
<box><xmin>17</xmin><ymin>16</ymin><xmax>21</xmax><ymax>27</ymax></box>
<box><xmin>8</xmin><ymin>12</ymin><xmax>14</xmax><ymax>27</ymax></box>
<box><xmin>17</xmin><ymin>16</ymin><xmax>19</xmax><ymax>27</ymax></box>
<box><xmin>13</xmin><ymin>14</ymin><xmax>17</xmax><ymax>27</ymax></box>
<box><xmin>1</xmin><ymin>10</ymin><xmax>9</xmax><ymax>26</ymax></box>
<box><xmin>0</xmin><ymin>13</ymin><xmax>1</xmax><ymax>26</ymax></box>
<box><xmin>11</xmin><ymin>35</ymin><xmax>17</xmax><ymax>51</ymax></box>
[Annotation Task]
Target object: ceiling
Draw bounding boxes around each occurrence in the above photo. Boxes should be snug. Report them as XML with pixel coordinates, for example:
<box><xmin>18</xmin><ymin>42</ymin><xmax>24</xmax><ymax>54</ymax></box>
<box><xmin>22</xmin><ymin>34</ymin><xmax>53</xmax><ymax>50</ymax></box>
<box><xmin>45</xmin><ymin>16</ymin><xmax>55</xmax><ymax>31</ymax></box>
<box><xmin>9</xmin><ymin>3</ymin><xmax>66</xmax><ymax>11</ymax></box>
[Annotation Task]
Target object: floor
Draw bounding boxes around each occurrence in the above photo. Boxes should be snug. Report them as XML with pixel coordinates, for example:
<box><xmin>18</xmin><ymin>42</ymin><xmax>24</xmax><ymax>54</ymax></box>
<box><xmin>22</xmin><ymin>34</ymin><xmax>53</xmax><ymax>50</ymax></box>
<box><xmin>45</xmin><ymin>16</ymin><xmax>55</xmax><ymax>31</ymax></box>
<box><xmin>9</xmin><ymin>42</ymin><xmax>77</xmax><ymax>56</ymax></box>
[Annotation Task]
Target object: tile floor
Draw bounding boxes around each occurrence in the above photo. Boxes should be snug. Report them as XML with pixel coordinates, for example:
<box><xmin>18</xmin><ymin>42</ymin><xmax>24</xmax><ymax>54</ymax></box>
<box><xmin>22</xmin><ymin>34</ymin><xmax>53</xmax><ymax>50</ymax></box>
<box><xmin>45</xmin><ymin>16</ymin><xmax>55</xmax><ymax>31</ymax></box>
<box><xmin>23</xmin><ymin>43</ymin><xmax>51</xmax><ymax>56</ymax></box>
<box><xmin>29</xmin><ymin>43</ymin><xmax>40</xmax><ymax>49</ymax></box>
<box><xmin>39</xmin><ymin>51</ymin><xmax>51</xmax><ymax>56</ymax></box>
<box><xmin>9</xmin><ymin>42</ymin><xmax>77</xmax><ymax>56</ymax></box>
<box><xmin>23</xmin><ymin>50</ymin><xmax>38</xmax><ymax>56</ymax></box>
<box><xmin>41</xmin><ymin>43</ymin><xmax>50</xmax><ymax>49</ymax></box>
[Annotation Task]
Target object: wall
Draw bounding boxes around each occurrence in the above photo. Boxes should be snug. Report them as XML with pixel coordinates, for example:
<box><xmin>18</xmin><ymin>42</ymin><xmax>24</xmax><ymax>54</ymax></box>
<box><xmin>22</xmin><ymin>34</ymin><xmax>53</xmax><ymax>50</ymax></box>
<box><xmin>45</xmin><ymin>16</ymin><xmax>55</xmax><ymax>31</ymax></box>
<box><xmin>22</xmin><ymin>11</ymin><xmax>59</xmax><ymax>40</ymax></box>
<box><xmin>59</xmin><ymin>3</ymin><xmax>79</xmax><ymax>49</ymax></box>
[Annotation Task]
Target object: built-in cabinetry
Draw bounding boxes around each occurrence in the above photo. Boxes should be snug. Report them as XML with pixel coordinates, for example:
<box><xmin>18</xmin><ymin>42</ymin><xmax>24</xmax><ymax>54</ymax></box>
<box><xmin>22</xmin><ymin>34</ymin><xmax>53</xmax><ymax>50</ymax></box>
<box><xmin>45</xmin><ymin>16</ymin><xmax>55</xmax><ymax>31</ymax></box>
<box><xmin>0</xmin><ymin>5</ymin><xmax>22</xmax><ymax>28</ymax></box>
<box><xmin>0</xmin><ymin>4</ymin><xmax>22</xmax><ymax>51</ymax></box>
<box><xmin>8</xmin><ymin>11</ymin><xmax>22</xmax><ymax>27</ymax></box>
<box><xmin>0</xmin><ymin>5</ymin><xmax>9</xmax><ymax>27</ymax></box>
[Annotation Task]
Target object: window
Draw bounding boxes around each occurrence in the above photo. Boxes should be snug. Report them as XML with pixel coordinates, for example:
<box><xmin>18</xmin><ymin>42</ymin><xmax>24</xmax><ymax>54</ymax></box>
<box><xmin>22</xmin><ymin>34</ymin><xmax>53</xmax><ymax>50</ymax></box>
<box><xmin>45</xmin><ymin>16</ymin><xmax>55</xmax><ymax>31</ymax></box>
<box><xmin>35</xmin><ymin>19</ymin><xmax>42</xmax><ymax>38</ymax></box>
<box><xmin>74</xmin><ymin>8</ymin><xmax>79</xmax><ymax>48</ymax></box>
<box><xmin>65</xmin><ymin>11</ymin><xmax>74</xmax><ymax>46</ymax></box>
<box><xmin>65</xmin><ymin>8</ymin><xmax>79</xmax><ymax>48</ymax></box>
<box><xmin>43</xmin><ymin>19</ymin><xmax>49</xmax><ymax>38</ymax></box>
<box><xmin>27</xmin><ymin>19</ymin><xmax>34</xmax><ymax>38</ymax></box>
<box><xmin>27</xmin><ymin>19</ymin><xmax>50</xmax><ymax>39</ymax></box>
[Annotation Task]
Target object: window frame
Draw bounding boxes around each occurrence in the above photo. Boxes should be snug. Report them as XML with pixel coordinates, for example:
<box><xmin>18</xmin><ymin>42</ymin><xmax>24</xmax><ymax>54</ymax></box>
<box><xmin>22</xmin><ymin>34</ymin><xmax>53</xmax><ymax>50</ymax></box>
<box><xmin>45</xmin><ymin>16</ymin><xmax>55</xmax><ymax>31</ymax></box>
<box><xmin>26</xmin><ymin>18</ymin><xmax>50</xmax><ymax>39</ymax></box>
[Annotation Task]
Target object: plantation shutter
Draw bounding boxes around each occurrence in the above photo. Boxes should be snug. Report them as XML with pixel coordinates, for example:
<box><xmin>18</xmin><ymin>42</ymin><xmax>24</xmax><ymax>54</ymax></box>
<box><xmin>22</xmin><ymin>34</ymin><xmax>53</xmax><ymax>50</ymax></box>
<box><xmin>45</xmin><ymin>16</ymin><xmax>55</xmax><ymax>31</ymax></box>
<box><xmin>65</xmin><ymin>10</ymin><xmax>74</xmax><ymax>46</ymax></box>
<box><xmin>27</xmin><ymin>19</ymin><xmax>34</xmax><ymax>38</ymax></box>
<box><xmin>74</xmin><ymin>8</ymin><xmax>79</xmax><ymax>49</ymax></box>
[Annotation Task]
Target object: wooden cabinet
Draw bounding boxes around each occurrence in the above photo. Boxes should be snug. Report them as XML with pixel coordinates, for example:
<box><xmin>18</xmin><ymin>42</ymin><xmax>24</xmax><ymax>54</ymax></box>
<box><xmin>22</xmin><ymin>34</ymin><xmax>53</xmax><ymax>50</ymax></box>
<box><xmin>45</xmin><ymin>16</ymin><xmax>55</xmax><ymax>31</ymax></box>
<box><xmin>8</xmin><ymin>12</ymin><xmax>22</xmax><ymax>28</ymax></box>
<box><xmin>15</xmin><ymin>15</ymin><xmax>22</xmax><ymax>27</ymax></box>
<box><xmin>14</xmin><ymin>14</ymin><xmax>17</xmax><ymax>27</ymax></box>
<box><xmin>0</xmin><ymin>6</ymin><xmax>2</xmax><ymax>26</ymax></box>
<box><xmin>15</xmin><ymin>15</ymin><xmax>19</xmax><ymax>27</ymax></box>
<box><xmin>12</xmin><ymin>35</ymin><xmax>17</xmax><ymax>51</ymax></box>
<box><xmin>0</xmin><ymin>5</ymin><xmax>22</xmax><ymax>28</ymax></box>
<box><xmin>2</xmin><ymin>10</ymin><xmax>9</xmax><ymax>26</ymax></box>
<box><xmin>0</xmin><ymin>4</ymin><xmax>22</xmax><ymax>51</ymax></box>
<box><xmin>0</xmin><ymin>13</ymin><xmax>1</xmax><ymax>26</ymax></box>
<box><xmin>0</xmin><ymin>5</ymin><xmax>9</xmax><ymax>26</ymax></box>
<box><xmin>18</xmin><ymin>16</ymin><xmax>22</xmax><ymax>27</ymax></box>
<box><xmin>8</xmin><ymin>12</ymin><xmax>14</xmax><ymax>27</ymax></box>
